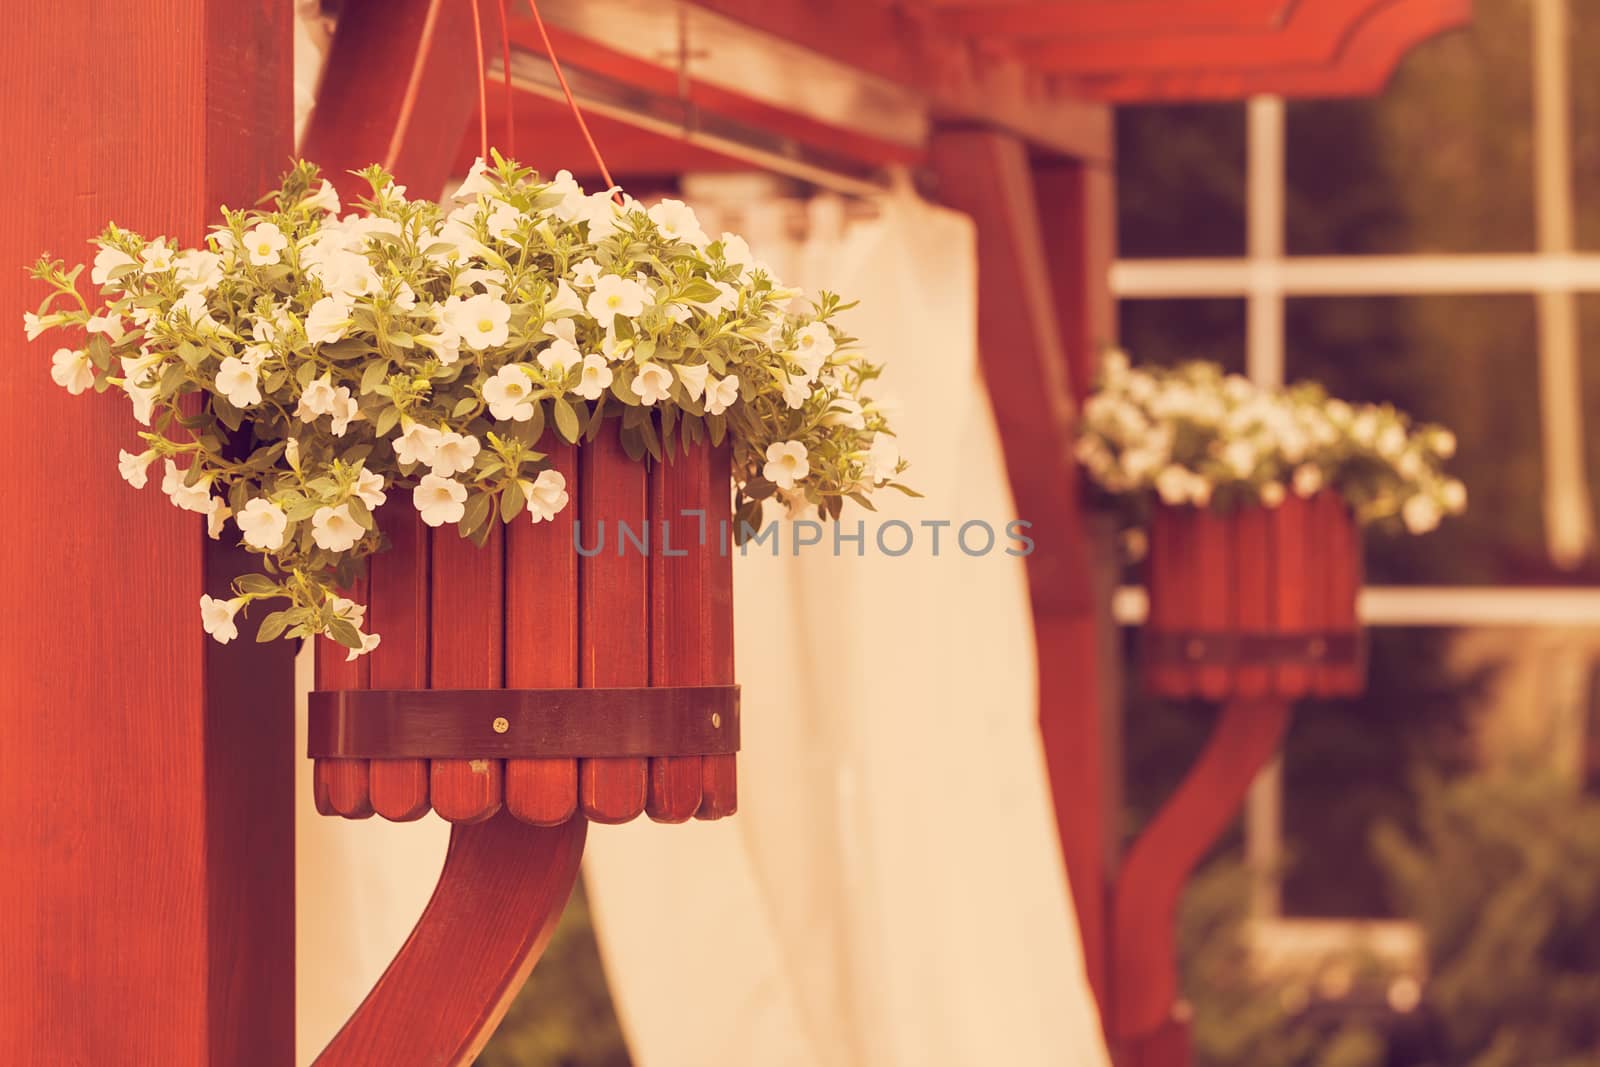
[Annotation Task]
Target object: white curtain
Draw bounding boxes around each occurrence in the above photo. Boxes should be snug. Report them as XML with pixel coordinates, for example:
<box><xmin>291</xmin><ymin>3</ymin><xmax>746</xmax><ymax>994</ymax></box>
<box><xmin>582</xmin><ymin>181</ymin><xmax>1111</xmax><ymax>1067</ymax></box>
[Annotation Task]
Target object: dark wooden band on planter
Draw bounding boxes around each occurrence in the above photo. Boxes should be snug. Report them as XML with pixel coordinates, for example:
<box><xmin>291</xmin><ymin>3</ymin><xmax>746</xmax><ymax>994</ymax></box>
<box><xmin>1141</xmin><ymin>632</ymin><xmax>1362</xmax><ymax>667</ymax></box>
<box><xmin>308</xmin><ymin>686</ymin><xmax>741</xmax><ymax>759</ymax></box>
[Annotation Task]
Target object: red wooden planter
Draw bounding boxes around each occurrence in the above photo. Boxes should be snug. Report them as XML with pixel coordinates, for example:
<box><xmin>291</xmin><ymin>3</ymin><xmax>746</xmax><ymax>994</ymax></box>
<box><xmin>309</xmin><ymin>430</ymin><xmax>739</xmax><ymax>826</ymax></box>
<box><xmin>1142</xmin><ymin>490</ymin><xmax>1364</xmax><ymax>702</ymax></box>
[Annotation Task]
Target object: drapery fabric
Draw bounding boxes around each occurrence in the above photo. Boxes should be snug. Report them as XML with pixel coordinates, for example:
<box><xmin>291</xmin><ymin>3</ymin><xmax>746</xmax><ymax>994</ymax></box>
<box><xmin>581</xmin><ymin>182</ymin><xmax>1111</xmax><ymax>1067</ymax></box>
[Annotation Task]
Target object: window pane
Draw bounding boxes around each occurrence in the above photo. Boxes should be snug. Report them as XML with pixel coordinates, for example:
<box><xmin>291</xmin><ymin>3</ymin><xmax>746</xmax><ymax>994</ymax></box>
<box><xmin>1119</xmin><ymin>298</ymin><xmax>1246</xmax><ymax>375</ymax></box>
<box><xmin>1285</xmin><ymin>0</ymin><xmax>1535</xmax><ymax>255</ymax></box>
<box><xmin>1285</xmin><ymin>295</ymin><xmax>1548</xmax><ymax>585</ymax></box>
<box><xmin>1117</xmin><ymin>104</ymin><xmax>1245</xmax><ymax>259</ymax></box>
<box><xmin>1570</xmin><ymin>13</ymin><xmax>1600</xmax><ymax>251</ymax></box>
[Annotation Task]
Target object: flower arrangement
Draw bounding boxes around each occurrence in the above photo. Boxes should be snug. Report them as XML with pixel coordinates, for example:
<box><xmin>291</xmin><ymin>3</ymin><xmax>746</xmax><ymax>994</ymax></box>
<box><xmin>1075</xmin><ymin>351</ymin><xmax>1465</xmax><ymax>534</ymax></box>
<box><xmin>26</xmin><ymin>156</ymin><xmax>909</xmax><ymax>653</ymax></box>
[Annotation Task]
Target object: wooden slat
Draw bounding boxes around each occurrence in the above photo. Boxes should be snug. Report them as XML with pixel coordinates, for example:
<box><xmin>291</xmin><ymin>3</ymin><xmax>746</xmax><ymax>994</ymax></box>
<box><xmin>368</xmin><ymin>507</ymin><xmax>433</xmax><ymax>822</ymax></box>
<box><xmin>578</xmin><ymin>426</ymin><xmax>650</xmax><ymax>823</ymax></box>
<box><xmin>1316</xmin><ymin>493</ymin><xmax>1362</xmax><ymax>696</ymax></box>
<box><xmin>940</xmin><ymin>0</ymin><xmax>1291</xmax><ymax>39</ymax></box>
<box><xmin>506</xmin><ymin>440</ymin><xmax>581</xmax><ymax>826</ymax></box>
<box><xmin>1192</xmin><ymin>507</ymin><xmax>1235</xmax><ymax>701</ymax></box>
<box><xmin>697</xmin><ymin>443</ymin><xmax>739</xmax><ymax>819</ymax></box>
<box><xmin>1233</xmin><ymin>505</ymin><xmax>1274</xmax><ymax>700</ymax></box>
<box><xmin>1146</xmin><ymin>506</ymin><xmax>1181</xmax><ymax>698</ymax></box>
<box><xmin>430</xmin><ymin>523</ymin><xmax>506</xmax><ymax>824</ymax></box>
<box><xmin>1272</xmin><ymin>494</ymin><xmax>1313</xmax><ymax>699</ymax></box>
<box><xmin>647</xmin><ymin>445</ymin><xmax>709</xmax><ymax>822</ymax></box>
<box><xmin>315</xmin><ymin>575</ymin><xmax>375</xmax><ymax>819</ymax></box>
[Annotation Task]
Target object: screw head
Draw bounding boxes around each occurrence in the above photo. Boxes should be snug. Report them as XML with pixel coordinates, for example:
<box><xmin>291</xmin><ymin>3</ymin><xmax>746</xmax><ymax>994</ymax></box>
<box><xmin>711</xmin><ymin>712</ymin><xmax>722</xmax><ymax>729</ymax></box>
<box><xmin>492</xmin><ymin>716</ymin><xmax>510</xmax><ymax>734</ymax></box>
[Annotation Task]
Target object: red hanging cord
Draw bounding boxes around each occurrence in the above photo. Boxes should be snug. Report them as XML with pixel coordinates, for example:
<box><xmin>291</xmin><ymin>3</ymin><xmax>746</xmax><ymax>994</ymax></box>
<box><xmin>526</xmin><ymin>0</ymin><xmax>623</xmax><ymax>202</ymax></box>
<box><xmin>467</xmin><ymin>0</ymin><xmax>490</xmax><ymax>159</ymax></box>
<box><xmin>497</xmin><ymin>0</ymin><xmax>515</xmax><ymax>156</ymax></box>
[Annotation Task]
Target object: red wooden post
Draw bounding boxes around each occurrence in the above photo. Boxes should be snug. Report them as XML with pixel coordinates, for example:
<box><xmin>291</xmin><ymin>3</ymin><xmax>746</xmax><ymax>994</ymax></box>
<box><xmin>0</xmin><ymin>2</ymin><xmax>295</xmax><ymax>1063</ymax></box>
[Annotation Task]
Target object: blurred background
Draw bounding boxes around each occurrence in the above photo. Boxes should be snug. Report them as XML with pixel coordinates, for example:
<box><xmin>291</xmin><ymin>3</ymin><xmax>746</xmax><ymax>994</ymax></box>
<box><xmin>472</xmin><ymin>1</ymin><xmax>1600</xmax><ymax>1064</ymax></box>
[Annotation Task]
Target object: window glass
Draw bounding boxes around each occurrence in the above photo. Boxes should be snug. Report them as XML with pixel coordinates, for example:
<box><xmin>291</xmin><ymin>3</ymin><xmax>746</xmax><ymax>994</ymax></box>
<box><xmin>1117</xmin><ymin>105</ymin><xmax>1246</xmax><ymax>259</ymax></box>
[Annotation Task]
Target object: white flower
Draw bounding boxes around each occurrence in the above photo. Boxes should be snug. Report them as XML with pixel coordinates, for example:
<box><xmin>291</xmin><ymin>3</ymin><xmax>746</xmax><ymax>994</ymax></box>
<box><xmin>417</xmin><ymin>324</ymin><xmax>463</xmax><ymax>365</ymax></box>
<box><xmin>630</xmin><ymin>363</ymin><xmax>673</xmax><ymax>405</ymax></box>
<box><xmin>86</xmin><ymin>313</ymin><xmax>125</xmax><ymax>341</ymax></box>
<box><xmin>296</xmin><ymin>374</ymin><xmax>340</xmax><ymax>421</ymax></box>
<box><xmin>329</xmin><ymin>596</ymin><xmax>367</xmax><ymax>626</ymax></box>
<box><xmin>525</xmin><ymin>469</ymin><xmax>570</xmax><ymax>523</ymax></box>
<box><xmin>175</xmin><ymin>249</ymin><xmax>223</xmax><ymax>292</ymax></box>
<box><xmin>1377</xmin><ymin>424</ymin><xmax>1407</xmax><ymax>459</ymax></box>
<box><xmin>215</xmin><ymin>356</ymin><xmax>262</xmax><ymax>408</ymax></box>
<box><xmin>236</xmin><ymin>498</ymin><xmax>290</xmax><ymax>550</ymax></box>
<box><xmin>694</xmin><ymin>281</ymin><xmax>739</xmax><ymax>318</ymax></box>
<box><xmin>1402</xmin><ymin>494</ymin><xmax>1442</xmax><ymax>535</ymax></box>
<box><xmin>206</xmin><ymin>498</ymin><xmax>231</xmax><ymax>540</ymax></box>
<box><xmin>1440</xmin><ymin>478</ymin><xmax>1468</xmax><ymax>514</ymax></box>
<box><xmin>50</xmin><ymin>348</ymin><xmax>94</xmax><ymax>395</ymax></box>
<box><xmin>484</xmin><ymin>364</ymin><xmax>537</xmax><ymax>421</ymax></box>
<box><xmin>430</xmin><ymin>431</ymin><xmax>480</xmax><ymax>475</ymax></box>
<box><xmin>139</xmin><ymin>240</ymin><xmax>176</xmax><ymax>274</ymax></box>
<box><xmin>351</xmin><ymin>468</ymin><xmax>388</xmax><ymax>509</ymax></box>
<box><xmin>310</xmin><ymin>248</ymin><xmax>381</xmax><ymax>301</ymax></box>
<box><xmin>118</xmin><ymin>448</ymin><xmax>155</xmax><ymax>489</ymax></box>
<box><xmin>547</xmin><ymin>279</ymin><xmax>584</xmax><ymax>316</ymax></box>
<box><xmin>393</xmin><ymin>423</ymin><xmax>443</xmax><ymax>467</ymax></box>
<box><xmin>586</xmin><ymin>274</ymin><xmax>648</xmax><ymax>323</ymax></box>
<box><xmin>199</xmin><ymin>594</ymin><xmax>242</xmax><ymax>644</ymax></box>
<box><xmin>453</xmin><ymin>157</ymin><xmax>497</xmax><ymax>201</ymax></box>
<box><xmin>414</xmin><ymin>473</ymin><xmax>467</xmax><ymax>527</ymax></box>
<box><xmin>305</xmin><ymin>178</ymin><xmax>341</xmax><ymax>214</ymax></box>
<box><xmin>22</xmin><ymin>312</ymin><xmax>50</xmax><ymax>340</ymax></box>
<box><xmin>675</xmin><ymin>362</ymin><xmax>709</xmax><ymax>402</ymax></box>
<box><xmin>781</xmin><ymin>374</ymin><xmax>810</xmax><ymax>410</ymax></box>
<box><xmin>304</xmin><ymin>297</ymin><xmax>350</xmax><ymax>345</ymax></box>
<box><xmin>482</xmin><ymin>200</ymin><xmax>522</xmax><ymax>240</ymax></box>
<box><xmin>345</xmin><ymin>631</ymin><xmax>382</xmax><ymax>661</ymax></box>
<box><xmin>704</xmin><ymin>373</ymin><xmax>740</xmax><ymax>416</ymax></box>
<box><xmin>718</xmin><ymin>232</ymin><xmax>756</xmax><ymax>273</ymax></box>
<box><xmin>1220</xmin><ymin>439</ymin><xmax>1257</xmax><ymax>478</ymax></box>
<box><xmin>328</xmin><ymin>390</ymin><xmax>360</xmax><ymax>437</ymax></box>
<box><xmin>864</xmin><ymin>435</ymin><xmax>899</xmax><ymax>482</ymax></box>
<box><xmin>821</xmin><ymin>396</ymin><xmax>865</xmax><ymax>430</ymax></box>
<box><xmin>312</xmin><ymin>503</ymin><xmax>364</xmax><ymax>552</ymax></box>
<box><xmin>575</xmin><ymin>354</ymin><xmax>613</xmax><ymax>401</ymax></box>
<box><xmin>170</xmin><ymin>289</ymin><xmax>219</xmax><ymax>331</ymax></box>
<box><xmin>242</xmin><ymin>222</ymin><xmax>289</xmax><ymax>266</ymax></box>
<box><xmin>442</xmin><ymin>292</ymin><xmax>511</xmax><ymax>350</ymax></box>
<box><xmin>1431</xmin><ymin>429</ymin><xmax>1457</xmax><ymax>459</ymax></box>
<box><xmin>763</xmin><ymin>441</ymin><xmax>810</xmax><ymax>489</ymax></box>
<box><xmin>91</xmin><ymin>245</ymin><xmax>138</xmax><ymax>285</ymax></box>
<box><xmin>577</xmin><ymin>190</ymin><xmax>632</xmax><ymax>242</ymax></box>
<box><xmin>647</xmin><ymin>198</ymin><xmax>708</xmax><ymax>246</ymax></box>
<box><xmin>546</xmin><ymin>169</ymin><xmax>587</xmax><ymax>221</ymax></box>
<box><xmin>537</xmin><ymin>338</ymin><xmax>582</xmax><ymax>377</ymax></box>
<box><xmin>570</xmin><ymin>258</ymin><xmax>603</xmax><ymax>288</ymax></box>
<box><xmin>1259</xmin><ymin>481</ymin><xmax>1286</xmax><ymax>508</ymax></box>
<box><xmin>1292</xmin><ymin>464</ymin><xmax>1324</xmax><ymax>498</ymax></box>
<box><xmin>126</xmin><ymin>379</ymin><xmax>159</xmax><ymax>425</ymax></box>
<box><xmin>161</xmin><ymin>460</ymin><xmax>213</xmax><ymax>514</ymax></box>
<box><xmin>793</xmin><ymin>322</ymin><xmax>836</xmax><ymax>370</ymax></box>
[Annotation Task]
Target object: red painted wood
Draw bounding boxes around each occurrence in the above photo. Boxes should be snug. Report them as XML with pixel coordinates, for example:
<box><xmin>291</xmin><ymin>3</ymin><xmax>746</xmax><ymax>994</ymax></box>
<box><xmin>1117</xmin><ymin>1015</ymin><xmax>1192</xmax><ymax>1067</ymax></box>
<box><xmin>1034</xmin><ymin>158</ymin><xmax>1117</xmax><ymax>405</ymax></box>
<box><xmin>368</xmin><ymin>508</ymin><xmax>433</xmax><ymax>821</ymax></box>
<box><xmin>430</xmin><ymin>524</ymin><xmax>507</xmax><ymax>823</ymax></box>
<box><xmin>648</xmin><ymin>446</ymin><xmax>710</xmax><ymax>822</ymax></box>
<box><xmin>1272</xmin><ymin>494</ymin><xmax>1314</xmax><ymax>698</ymax></box>
<box><xmin>697</xmin><ymin>443</ymin><xmax>739</xmax><ymax>818</ymax></box>
<box><xmin>313</xmin><ymin>812</ymin><xmax>587</xmax><ymax>1066</ymax></box>
<box><xmin>0</xmin><ymin>2</ymin><xmax>295</xmax><ymax>1063</ymax></box>
<box><xmin>1233</xmin><ymin>505</ymin><xmax>1274</xmax><ymax>699</ymax></box>
<box><xmin>1146</xmin><ymin>505</ymin><xmax>1184</xmax><ymax>698</ymax></box>
<box><xmin>506</xmin><ymin>439</ymin><xmax>581</xmax><ymax>826</ymax></box>
<box><xmin>579</xmin><ymin>427</ymin><xmax>650</xmax><ymax>823</ymax></box>
<box><xmin>1110</xmin><ymin>699</ymin><xmax>1292</xmax><ymax>1042</ymax></box>
<box><xmin>941</xmin><ymin>0</ymin><xmax>1291</xmax><ymax>39</ymax></box>
<box><xmin>1192</xmin><ymin>508</ymin><xmax>1235</xmax><ymax>701</ymax></box>
<box><xmin>1315</xmin><ymin>492</ymin><xmax>1363</xmax><ymax>695</ymax></box>
<box><xmin>316</xmin><ymin>576</ymin><xmax>375</xmax><ymax>818</ymax></box>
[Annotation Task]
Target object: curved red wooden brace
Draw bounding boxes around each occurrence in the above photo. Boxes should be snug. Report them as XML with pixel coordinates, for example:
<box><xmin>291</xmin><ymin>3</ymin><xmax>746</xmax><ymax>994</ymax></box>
<box><xmin>1110</xmin><ymin>698</ymin><xmax>1292</xmax><ymax>1043</ymax></box>
<box><xmin>313</xmin><ymin>811</ymin><xmax>587</xmax><ymax>1066</ymax></box>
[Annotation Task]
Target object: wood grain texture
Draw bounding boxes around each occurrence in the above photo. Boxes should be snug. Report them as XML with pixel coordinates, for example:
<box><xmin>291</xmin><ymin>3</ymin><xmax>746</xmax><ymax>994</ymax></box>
<box><xmin>579</xmin><ymin>428</ymin><xmax>650</xmax><ymax>822</ymax></box>
<box><xmin>697</xmin><ymin>443</ymin><xmax>739</xmax><ymax>818</ymax></box>
<box><xmin>1233</xmin><ymin>505</ymin><xmax>1274</xmax><ymax>699</ymax></box>
<box><xmin>647</xmin><ymin>445</ymin><xmax>709</xmax><ymax>822</ymax></box>
<box><xmin>1192</xmin><ymin>507</ymin><xmax>1235</xmax><ymax>701</ymax></box>
<box><xmin>0</xmin><ymin>2</ymin><xmax>295</xmax><ymax>1063</ymax></box>
<box><xmin>368</xmin><ymin>507</ymin><xmax>433</xmax><ymax>821</ymax></box>
<box><xmin>430</xmin><ymin>524</ymin><xmax>506</xmax><ymax>823</ymax></box>
<box><xmin>1317</xmin><ymin>492</ymin><xmax>1364</xmax><ymax>695</ymax></box>
<box><xmin>1272</xmin><ymin>494</ymin><xmax>1313</xmax><ymax>698</ymax></box>
<box><xmin>313</xmin><ymin>812</ymin><xmax>587</xmax><ymax>1066</ymax></box>
<box><xmin>506</xmin><ymin>439</ymin><xmax>581</xmax><ymax>825</ymax></box>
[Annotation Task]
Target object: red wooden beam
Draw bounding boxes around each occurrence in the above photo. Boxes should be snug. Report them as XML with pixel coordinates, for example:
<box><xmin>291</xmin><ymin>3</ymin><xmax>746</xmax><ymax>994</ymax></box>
<box><xmin>0</xmin><ymin>1</ymin><xmax>295</xmax><ymax>1063</ymax></box>
<box><xmin>940</xmin><ymin>0</ymin><xmax>1293</xmax><ymax>40</ymax></box>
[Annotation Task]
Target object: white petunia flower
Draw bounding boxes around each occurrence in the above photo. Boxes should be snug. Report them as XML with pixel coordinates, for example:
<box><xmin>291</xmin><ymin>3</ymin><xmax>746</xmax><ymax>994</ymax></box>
<box><xmin>525</xmin><ymin>469</ymin><xmax>570</xmax><ymax>523</ymax></box>
<box><xmin>311</xmin><ymin>503</ymin><xmax>364</xmax><ymax>552</ymax></box>
<box><xmin>452</xmin><ymin>157</ymin><xmax>497</xmax><ymax>201</ymax></box>
<box><xmin>236</xmin><ymin>498</ymin><xmax>290</xmax><ymax>551</ymax></box>
<box><xmin>1402</xmin><ymin>494</ymin><xmax>1442</xmax><ymax>535</ymax></box>
<box><xmin>1292</xmin><ymin>464</ymin><xmax>1324</xmax><ymax>499</ymax></box>
<box><xmin>429</xmin><ymin>431</ymin><xmax>481</xmax><ymax>475</ymax></box>
<box><xmin>586</xmin><ymin>274</ymin><xmax>648</xmax><ymax>324</ymax></box>
<box><xmin>1259</xmin><ymin>481</ymin><xmax>1287</xmax><ymax>508</ymax></box>
<box><xmin>305</xmin><ymin>178</ymin><xmax>341</xmax><ymax>215</ymax></box>
<box><xmin>296</xmin><ymin>374</ymin><xmax>340</xmax><ymax>421</ymax></box>
<box><xmin>86</xmin><ymin>313</ymin><xmax>125</xmax><ymax>341</ymax></box>
<box><xmin>864</xmin><ymin>435</ymin><xmax>899</xmax><ymax>482</ymax></box>
<box><xmin>117</xmin><ymin>448</ymin><xmax>155</xmax><ymax>489</ymax></box>
<box><xmin>50</xmin><ymin>348</ymin><xmax>94</xmax><ymax>395</ymax></box>
<box><xmin>442</xmin><ymin>292</ymin><xmax>511</xmax><ymax>350</ymax></box>
<box><xmin>546</xmin><ymin>169</ymin><xmax>587</xmax><ymax>221</ymax></box>
<box><xmin>304</xmin><ymin>296</ymin><xmax>351</xmax><ymax>345</ymax></box>
<box><xmin>575</xmin><ymin>354</ymin><xmax>613</xmax><ymax>401</ymax></box>
<box><xmin>393</xmin><ymin>423</ymin><xmax>443</xmax><ymax>467</ymax></box>
<box><xmin>22</xmin><ymin>312</ymin><xmax>50</xmax><ymax>340</ymax></box>
<box><xmin>328</xmin><ymin>390</ymin><xmax>360</xmax><ymax>437</ymax></box>
<box><xmin>126</xmin><ymin>379</ymin><xmax>159</xmax><ymax>426</ymax></box>
<box><xmin>821</xmin><ymin>396</ymin><xmax>865</xmax><ymax>430</ymax></box>
<box><xmin>1431</xmin><ymin>429</ymin><xmax>1457</xmax><ymax>459</ymax></box>
<box><xmin>694</xmin><ymin>281</ymin><xmax>739</xmax><ymax>318</ymax></box>
<box><xmin>215</xmin><ymin>356</ymin><xmax>262</xmax><ymax>408</ymax></box>
<box><xmin>569</xmin><ymin>258</ymin><xmax>603</xmax><ymax>288</ymax></box>
<box><xmin>199</xmin><ymin>594</ymin><xmax>242</xmax><ymax>644</ymax></box>
<box><xmin>417</xmin><ymin>323</ymin><xmax>463</xmax><ymax>365</ymax></box>
<box><xmin>484</xmin><ymin>364</ymin><xmax>537</xmax><ymax>421</ymax></box>
<box><xmin>704</xmin><ymin>373</ymin><xmax>740</xmax><ymax>416</ymax></box>
<box><xmin>414</xmin><ymin>473</ymin><xmax>467</xmax><ymax>527</ymax></box>
<box><xmin>482</xmin><ymin>200</ymin><xmax>522</xmax><ymax>240</ymax></box>
<box><xmin>206</xmin><ymin>498</ymin><xmax>231</xmax><ymax>540</ymax></box>
<box><xmin>353</xmin><ymin>468</ymin><xmax>388</xmax><ymax>509</ymax></box>
<box><xmin>1440</xmin><ymin>478</ymin><xmax>1468</xmax><ymax>514</ymax></box>
<box><xmin>647</xmin><ymin>198</ymin><xmax>709</xmax><ymax>247</ymax></box>
<box><xmin>175</xmin><ymin>249</ymin><xmax>223</xmax><ymax>292</ymax></box>
<box><xmin>629</xmin><ymin>363</ymin><xmax>673</xmax><ymax>406</ymax></box>
<box><xmin>139</xmin><ymin>240</ymin><xmax>176</xmax><ymax>274</ymax></box>
<box><xmin>675</xmin><ymin>362</ymin><xmax>709</xmax><ymax>402</ymax></box>
<box><xmin>345</xmin><ymin>631</ymin><xmax>382</xmax><ymax>662</ymax></box>
<box><xmin>161</xmin><ymin>460</ymin><xmax>214</xmax><ymax>514</ymax></box>
<box><xmin>781</xmin><ymin>373</ymin><xmax>810</xmax><ymax>410</ymax></box>
<box><xmin>546</xmin><ymin>279</ymin><xmax>584</xmax><ymax>317</ymax></box>
<box><xmin>91</xmin><ymin>245</ymin><xmax>138</xmax><ymax>285</ymax></box>
<box><xmin>793</xmin><ymin>322</ymin><xmax>836</xmax><ymax>369</ymax></box>
<box><xmin>537</xmin><ymin>338</ymin><xmax>582</xmax><ymax>378</ymax></box>
<box><xmin>242</xmin><ymin>222</ymin><xmax>289</xmax><ymax>266</ymax></box>
<box><xmin>763</xmin><ymin>441</ymin><xmax>810</xmax><ymax>490</ymax></box>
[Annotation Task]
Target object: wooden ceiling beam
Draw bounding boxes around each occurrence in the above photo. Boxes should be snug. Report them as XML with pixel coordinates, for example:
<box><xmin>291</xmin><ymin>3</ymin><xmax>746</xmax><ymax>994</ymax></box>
<box><xmin>940</xmin><ymin>0</ymin><xmax>1293</xmax><ymax>40</ymax></box>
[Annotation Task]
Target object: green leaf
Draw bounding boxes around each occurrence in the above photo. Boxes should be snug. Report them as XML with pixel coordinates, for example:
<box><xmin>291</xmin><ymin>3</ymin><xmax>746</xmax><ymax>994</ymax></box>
<box><xmin>499</xmin><ymin>479</ymin><xmax>526</xmax><ymax>523</ymax></box>
<box><xmin>257</xmin><ymin>610</ymin><xmax>293</xmax><ymax>643</ymax></box>
<box><xmin>359</xmin><ymin>360</ymin><xmax>390</xmax><ymax>395</ymax></box>
<box><xmin>327</xmin><ymin>616</ymin><xmax>363</xmax><ymax>650</ymax></box>
<box><xmin>374</xmin><ymin>405</ymin><xmax>400</xmax><ymax>436</ymax></box>
<box><xmin>236</xmin><ymin>573</ymin><xmax>279</xmax><ymax>596</ymax></box>
<box><xmin>886</xmin><ymin>482</ymin><xmax>924</xmax><ymax>498</ymax></box>
<box><xmin>553</xmin><ymin>397</ymin><xmax>580</xmax><ymax>443</ymax></box>
<box><xmin>458</xmin><ymin>491</ymin><xmax>493</xmax><ymax>540</ymax></box>
<box><xmin>452</xmin><ymin>396</ymin><xmax>478</xmax><ymax>418</ymax></box>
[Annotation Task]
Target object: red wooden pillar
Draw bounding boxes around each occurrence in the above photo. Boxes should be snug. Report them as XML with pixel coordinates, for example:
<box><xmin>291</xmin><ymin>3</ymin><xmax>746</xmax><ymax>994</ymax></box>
<box><xmin>0</xmin><ymin>2</ymin><xmax>295</xmax><ymax>1063</ymax></box>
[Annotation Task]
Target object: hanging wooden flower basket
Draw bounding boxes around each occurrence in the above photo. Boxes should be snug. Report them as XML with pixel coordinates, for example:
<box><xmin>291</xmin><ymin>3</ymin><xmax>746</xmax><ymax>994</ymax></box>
<box><xmin>1142</xmin><ymin>490</ymin><xmax>1364</xmax><ymax>701</ymax></box>
<box><xmin>310</xmin><ymin>433</ymin><xmax>738</xmax><ymax>825</ymax></box>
